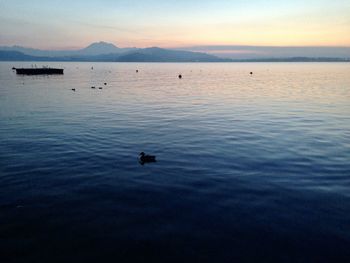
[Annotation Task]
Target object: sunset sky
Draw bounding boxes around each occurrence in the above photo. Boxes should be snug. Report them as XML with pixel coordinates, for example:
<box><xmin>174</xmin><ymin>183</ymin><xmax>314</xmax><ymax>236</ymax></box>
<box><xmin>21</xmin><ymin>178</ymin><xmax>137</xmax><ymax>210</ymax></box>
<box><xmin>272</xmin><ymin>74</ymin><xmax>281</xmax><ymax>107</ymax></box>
<box><xmin>0</xmin><ymin>0</ymin><xmax>349</xmax><ymax>49</ymax></box>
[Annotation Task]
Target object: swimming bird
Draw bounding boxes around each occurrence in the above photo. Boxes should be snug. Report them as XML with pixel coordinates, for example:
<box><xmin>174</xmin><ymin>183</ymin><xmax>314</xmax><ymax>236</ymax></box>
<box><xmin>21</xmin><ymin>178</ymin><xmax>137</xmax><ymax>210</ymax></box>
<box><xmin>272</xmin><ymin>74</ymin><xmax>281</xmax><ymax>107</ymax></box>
<box><xmin>98</xmin><ymin>87</ymin><xmax>103</xmax><ymax>90</ymax></box>
<box><xmin>139</xmin><ymin>152</ymin><xmax>156</xmax><ymax>164</ymax></box>
<box><xmin>91</xmin><ymin>86</ymin><xmax>96</xmax><ymax>89</ymax></box>
<box><xmin>71</xmin><ymin>88</ymin><xmax>76</xmax><ymax>91</ymax></box>
<box><xmin>250</xmin><ymin>72</ymin><xmax>253</xmax><ymax>75</ymax></box>
<box><xmin>178</xmin><ymin>74</ymin><xmax>182</xmax><ymax>79</ymax></box>
<box><xmin>104</xmin><ymin>82</ymin><xmax>107</xmax><ymax>85</ymax></box>
<box><xmin>136</xmin><ymin>69</ymin><xmax>139</xmax><ymax>73</ymax></box>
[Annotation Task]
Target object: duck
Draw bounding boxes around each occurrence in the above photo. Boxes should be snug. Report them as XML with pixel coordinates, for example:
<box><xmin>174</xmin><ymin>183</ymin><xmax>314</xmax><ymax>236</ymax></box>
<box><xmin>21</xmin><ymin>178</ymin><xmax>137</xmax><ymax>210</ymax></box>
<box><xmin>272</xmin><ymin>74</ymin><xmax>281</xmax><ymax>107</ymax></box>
<box><xmin>98</xmin><ymin>87</ymin><xmax>103</xmax><ymax>90</ymax></box>
<box><xmin>71</xmin><ymin>88</ymin><xmax>76</xmax><ymax>91</ymax></box>
<box><xmin>178</xmin><ymin>74</ymin><xmax>182</xmax><ymax>79</ymax></box>
<box><xmin>91</xmin><ymin>86</ymin><xmax>96</xmax><ymax>89</ymax></box>
<box><xmin>139</xmin><ymin>152</ymin><xmax>156</xmax><ymax>164</ymax></box>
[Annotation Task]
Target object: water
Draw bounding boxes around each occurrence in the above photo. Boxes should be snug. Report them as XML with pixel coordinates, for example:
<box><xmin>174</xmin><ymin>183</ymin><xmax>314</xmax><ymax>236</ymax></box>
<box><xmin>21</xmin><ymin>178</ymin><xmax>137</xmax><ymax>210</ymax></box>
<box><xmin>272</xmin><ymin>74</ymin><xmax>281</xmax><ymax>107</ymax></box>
<box><xmin>1</xmin><ymin>62</ymin><xmax>350</xmax><ymax>262</ymax></box>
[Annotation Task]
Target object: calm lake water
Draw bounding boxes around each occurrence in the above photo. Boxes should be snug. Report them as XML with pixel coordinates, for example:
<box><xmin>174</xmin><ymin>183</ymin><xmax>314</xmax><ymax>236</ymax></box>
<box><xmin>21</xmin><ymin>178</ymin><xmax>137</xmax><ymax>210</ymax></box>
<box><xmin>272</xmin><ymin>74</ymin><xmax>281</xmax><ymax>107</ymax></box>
<box><xmin>1</xmin><ymin>62</ymin><xmax>350</xmax><ymax>262</ymax></box>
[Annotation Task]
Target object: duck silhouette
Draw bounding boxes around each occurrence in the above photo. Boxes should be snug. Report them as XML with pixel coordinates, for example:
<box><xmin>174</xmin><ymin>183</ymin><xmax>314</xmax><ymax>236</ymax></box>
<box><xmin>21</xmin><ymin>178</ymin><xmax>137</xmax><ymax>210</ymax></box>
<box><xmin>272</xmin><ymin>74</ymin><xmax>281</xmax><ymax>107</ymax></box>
<box><xmin>139</xmin><ymin>152</ymin><xmax>156</xmax><ymax>165</ymax></box>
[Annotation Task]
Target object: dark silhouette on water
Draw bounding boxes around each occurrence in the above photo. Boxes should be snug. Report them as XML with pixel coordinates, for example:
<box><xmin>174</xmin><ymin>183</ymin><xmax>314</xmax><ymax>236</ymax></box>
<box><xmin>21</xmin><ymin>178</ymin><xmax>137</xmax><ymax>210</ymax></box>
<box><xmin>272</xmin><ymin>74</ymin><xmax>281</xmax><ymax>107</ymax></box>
<box><xmin>139</xmin><ymin>152</ymin><xmax>156</xmax><ymax>165</ymax></box>
<box><xmin>250</xmin><ymin>72</ymin><xmax>253</xmax><ymax>75</ymax></box>
<box><xmin>136</xmin><ymin>69</ymin><xmax>139</xmax><ymax>73</ymax></box>
<box><xmin>98</xmin><ymin>87</ymin><xmax>103</xmax><ymax>90</ymax></box>
<box><xmin>14</xmin><ymin>67</ymin><xmax>64</xmax><ymax>75</ymax></box>
<box><xmin>104</xmin><ymin>82</ymin><xmax>107</xmax><ymax>85</ymax></box>
<box><xmin>178</xmin><ymin>74</ymin><xmax>182</xmax><ymax>79</ymax></box>
<box><xmin>91</xmin><ymin>86</ymin><xmax>96</xmax><ymax>89</ymax></box>
<box><xmin>71</xmin><ymin>88</ymin><xmax>76</xmax><ymax>92</ymax></box>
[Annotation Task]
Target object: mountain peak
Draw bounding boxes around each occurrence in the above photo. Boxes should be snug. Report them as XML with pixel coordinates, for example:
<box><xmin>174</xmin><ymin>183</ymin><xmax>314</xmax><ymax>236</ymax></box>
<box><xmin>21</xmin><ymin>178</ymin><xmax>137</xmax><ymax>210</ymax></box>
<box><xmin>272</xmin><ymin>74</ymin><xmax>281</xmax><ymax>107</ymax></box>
<box><xmin>85</xmin><ymin>41</ymin><xmax>118</xmax><ymax>48</ymax></box>
<box><xmin>81</xmin><ymin>41</ymin><xmax>120</xmax><ymax>55</ymax></box>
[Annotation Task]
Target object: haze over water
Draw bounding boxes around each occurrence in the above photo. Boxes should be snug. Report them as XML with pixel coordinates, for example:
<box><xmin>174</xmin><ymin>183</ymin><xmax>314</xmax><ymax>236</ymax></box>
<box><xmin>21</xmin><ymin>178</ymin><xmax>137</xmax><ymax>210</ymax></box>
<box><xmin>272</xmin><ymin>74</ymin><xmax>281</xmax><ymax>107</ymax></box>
<box><xmin>0</xmin><ymin>62</ymin><xmax>350</xmax><ymax>262</ymax></box>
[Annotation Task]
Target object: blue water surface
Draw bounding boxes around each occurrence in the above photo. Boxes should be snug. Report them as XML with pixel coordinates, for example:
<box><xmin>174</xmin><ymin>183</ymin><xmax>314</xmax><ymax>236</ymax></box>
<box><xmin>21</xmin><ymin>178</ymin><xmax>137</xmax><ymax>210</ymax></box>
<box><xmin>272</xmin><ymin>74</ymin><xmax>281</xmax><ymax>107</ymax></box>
<box><xmin>1</xmin><ymin>62</ymin><xmax>350</xmax><ymax>262</ymax></box>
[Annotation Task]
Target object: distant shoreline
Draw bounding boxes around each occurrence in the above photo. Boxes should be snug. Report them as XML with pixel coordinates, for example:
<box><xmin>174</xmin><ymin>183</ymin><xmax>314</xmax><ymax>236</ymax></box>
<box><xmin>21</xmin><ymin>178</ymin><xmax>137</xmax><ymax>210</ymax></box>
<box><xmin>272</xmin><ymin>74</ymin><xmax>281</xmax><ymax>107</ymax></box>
<box><xmin>1</xmin><ymin>48</ymin><xmax>349</xmax><ymax>63</ymax></box>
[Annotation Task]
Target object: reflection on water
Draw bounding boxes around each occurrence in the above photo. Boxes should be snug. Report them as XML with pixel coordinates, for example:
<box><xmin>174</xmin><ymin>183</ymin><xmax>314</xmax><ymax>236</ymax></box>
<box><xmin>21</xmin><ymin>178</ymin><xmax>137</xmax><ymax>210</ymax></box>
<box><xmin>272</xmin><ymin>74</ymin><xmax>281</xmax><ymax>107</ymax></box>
<box><xmin>0</xmin><ymin>62</ymin><xmax>350</xmax><ymax>262</ymax></box>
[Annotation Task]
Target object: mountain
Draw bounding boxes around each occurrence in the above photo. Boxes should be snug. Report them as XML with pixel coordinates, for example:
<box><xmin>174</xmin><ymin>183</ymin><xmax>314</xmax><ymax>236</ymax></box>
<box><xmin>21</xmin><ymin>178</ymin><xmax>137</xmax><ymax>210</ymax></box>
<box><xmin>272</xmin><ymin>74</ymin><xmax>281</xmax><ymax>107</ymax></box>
<box><xmin>77</xmin><ymin>41</ymin><xmax>121</xmax><ymax>56</ymax></box>
<box><xmin>2</xmin><ymin>42</ymin><xmax>350</xmax><ymax>61</ymax></box>
<box><xmin>0</xmin><ymin>41</ymin><xmax>225</xmax><ymax>61</ymax></box>
<box><xmin>117</xmin><ymin>47</ymin><xmax>229</xmax><ymax>62</ymax></box>
<box><xmin>1</xmin><ymin>50</ymin><xmax>348</xmax><ymax>62</ymax></box>
<box><xmin>0</xmin><ymin>50</ymin><xmax>51</xmax><ymax>61</ymax></box>
<box><xmin>73</xmin><ymin>41</ymin><xmax>136</xmax><ymax>56</ymax></box>
<box><xmin>1</xmin><ymin>42</ymin><xmax>349</xmax><ymax>62</ymax></box>
<box><xmin>0</xmin><ymin>41</ymin><xmax>135</xmax><ymax>57</ymax></box>
<box><xmin>0</xmin><ymin>46</ymin><xmax>54</xmax><ymax>57</ymax></box>
<box><xmin>0</xmin><ymin>43</ymin><xmax>231</xmax><ymax>62</ymax></box>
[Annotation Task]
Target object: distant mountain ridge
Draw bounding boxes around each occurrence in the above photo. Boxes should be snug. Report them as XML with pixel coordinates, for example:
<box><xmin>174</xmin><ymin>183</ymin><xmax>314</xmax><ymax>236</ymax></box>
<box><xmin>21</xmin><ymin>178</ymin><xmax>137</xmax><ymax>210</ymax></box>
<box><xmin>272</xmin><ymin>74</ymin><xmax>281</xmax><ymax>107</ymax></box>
<box><xmin>0</xmin><ymin>42</ymin><xmax>230</xmax><ymax>62</ymax></box>
<box><xmin>116</xmin><ymin>47</ymin><xmax>228</xmax><ymax>62</ymax></box>
<box><xmin>0</xmin><ymin>41</ymin><xmax>136</xmax><ymax>57</ymax></box>
<box><xmin>0</xmin><ymin>41</ymin><xmax>349</xmax><ymax>62</ymax></box>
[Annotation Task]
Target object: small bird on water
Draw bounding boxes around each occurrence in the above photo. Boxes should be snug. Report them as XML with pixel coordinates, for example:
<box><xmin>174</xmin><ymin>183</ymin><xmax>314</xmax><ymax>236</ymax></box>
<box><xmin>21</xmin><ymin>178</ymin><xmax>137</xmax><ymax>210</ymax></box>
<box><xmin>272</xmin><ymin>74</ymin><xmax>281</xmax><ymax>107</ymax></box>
<box><xmin>178</xmin><ymin>74</ymin><xmax>182</xmax><ymax>79</ymax></box>
<box><xmin>139</xmin><ymin>152</ymin><xmax>156</xmax><ymax>165</ymax></box>
<box><xmin>71</xmin><ymin>88</ymin><xmax>76</xmax><ymax>91</ymax></box>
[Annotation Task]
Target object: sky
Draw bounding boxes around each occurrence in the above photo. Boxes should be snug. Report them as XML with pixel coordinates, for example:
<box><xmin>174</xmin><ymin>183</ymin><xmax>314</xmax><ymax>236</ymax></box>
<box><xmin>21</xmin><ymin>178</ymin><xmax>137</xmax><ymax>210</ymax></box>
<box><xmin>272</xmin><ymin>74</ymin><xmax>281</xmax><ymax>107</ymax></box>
<box><xmin>0</xmin><ymin>0</ymin><xmax>350</xmax><ymax>50</ymax></box>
